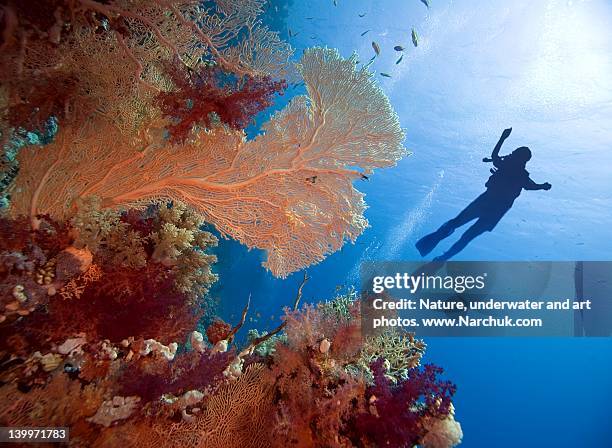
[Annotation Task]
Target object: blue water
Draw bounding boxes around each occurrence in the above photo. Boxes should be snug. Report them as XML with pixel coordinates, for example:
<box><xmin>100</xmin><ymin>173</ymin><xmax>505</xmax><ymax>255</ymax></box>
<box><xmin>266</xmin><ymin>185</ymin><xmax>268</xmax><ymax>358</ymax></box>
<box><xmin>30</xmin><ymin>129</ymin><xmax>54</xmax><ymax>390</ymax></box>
<box><xmin>212</xmin><ymin>1</ymin><xmax>612</xmax><ymax>446</ymax></box>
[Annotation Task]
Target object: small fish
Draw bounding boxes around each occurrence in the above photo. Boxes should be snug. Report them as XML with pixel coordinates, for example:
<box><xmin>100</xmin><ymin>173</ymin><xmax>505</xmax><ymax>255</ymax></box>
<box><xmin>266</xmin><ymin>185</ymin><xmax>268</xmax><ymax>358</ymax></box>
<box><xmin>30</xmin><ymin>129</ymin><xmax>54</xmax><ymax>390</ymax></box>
<box><xmin>363</xmin><ymin>56</ymin><xmax>376</xmax><ymax>69</ymax></box>
<box><xmin>361</xmin><ymin>173</ymin><xmax>370</xmax><ymax>179</ymax></box>
<box><xmin>358</xmin><ymin>13</ymin><xmax>367</xmax><ymax>17</ymax></box>
<box><xmin>411</xmin><ymin>28</ymin><xmax>419</xmax><ymax>47</ymax></box>
<box><xmin>306</xmin><ymin>17</ymin><xmax>314</xmax><ymax>20</ymax></box>
<box><xmin>394</xmin><ymin>45</ymin><xmax>404</xmax><ymax>51</ymax></box>
<box><xmin>395</xmin><ymin>54</ymin><xmax>403</xmax><ymax>64</ymax></box>
<box><xmin>361</xmin><ymin>29</ymin><xmax>370</xmax><ymax>36</ymax></box>
<box><xmin>288</xmin><ymin>28</ymin><xmax>293</xmax><ymax>37</ymax></box>
<box><xmin>372</xmin><ymin>41</ymin><xmax>380</xmax><ymax>55</ymax></box>
<box><xmin>420</xmin><ymin>0</ymin><xmax>431</xmax><ymax>8</ymax></box>
<box><xmin>333</xmin><ymin>0</ymin><xmax>337</xmax><ymax>5</ymax></box>
<box><xmin>380</xmin><ymin>72</ymin><xmax>391</xmax><ymax>78</ymax></box>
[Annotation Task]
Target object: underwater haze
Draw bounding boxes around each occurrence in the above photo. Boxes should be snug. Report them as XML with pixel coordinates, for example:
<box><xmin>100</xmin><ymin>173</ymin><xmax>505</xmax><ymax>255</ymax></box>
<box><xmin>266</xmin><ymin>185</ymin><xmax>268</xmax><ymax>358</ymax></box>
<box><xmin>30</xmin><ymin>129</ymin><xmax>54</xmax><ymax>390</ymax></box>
<box><xmin>215</xmin><ymin>0</ymin><xmax>612</xmax><ymax>446</ymax></box>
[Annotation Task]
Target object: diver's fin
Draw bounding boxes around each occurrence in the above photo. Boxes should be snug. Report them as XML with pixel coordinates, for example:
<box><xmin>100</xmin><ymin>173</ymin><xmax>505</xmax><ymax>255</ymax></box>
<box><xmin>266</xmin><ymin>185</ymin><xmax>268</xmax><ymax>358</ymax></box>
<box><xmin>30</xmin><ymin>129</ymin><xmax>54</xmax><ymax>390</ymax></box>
<box><xmin>416</xmin><ymin>224</ymin><xmax>454</xmax><ymax>257</ymax></box>
<box><xmin>416</xmin><ymin>233</ymin><xmax>440</xmax><ymax>256</ymax></box>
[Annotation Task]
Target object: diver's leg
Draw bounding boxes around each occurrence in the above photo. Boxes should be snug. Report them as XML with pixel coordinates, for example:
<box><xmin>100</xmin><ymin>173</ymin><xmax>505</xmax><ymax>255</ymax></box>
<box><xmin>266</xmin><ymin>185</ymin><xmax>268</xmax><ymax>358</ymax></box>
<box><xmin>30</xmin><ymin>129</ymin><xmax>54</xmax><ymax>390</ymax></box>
<box><xmin>433</xmin><ymin>218</ymin><xmax>491</xmax><ymax>261</ymax></box>
<box><xmin>446</xmin><ymin>194</ymin><xmax>486</xmax><ymax>229</ymax></box>
<box><xmin>416</xmin><ymin>194</ymin><xmax>485</xmax><ymax>256</ymax></box>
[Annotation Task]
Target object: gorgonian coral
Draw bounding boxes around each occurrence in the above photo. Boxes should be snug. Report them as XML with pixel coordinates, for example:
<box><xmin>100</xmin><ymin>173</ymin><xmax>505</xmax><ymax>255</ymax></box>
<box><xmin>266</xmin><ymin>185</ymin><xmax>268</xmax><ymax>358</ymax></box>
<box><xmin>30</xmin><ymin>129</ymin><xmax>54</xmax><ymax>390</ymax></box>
<box><xmin>0</xmin><ymin>0</ymin><xmax>293</xmax><ymax>135</ymax></box>
<box><xmin>9</xmin><ymin>47</ymin><xmax>406</xmax><ymax>277</ymax></box>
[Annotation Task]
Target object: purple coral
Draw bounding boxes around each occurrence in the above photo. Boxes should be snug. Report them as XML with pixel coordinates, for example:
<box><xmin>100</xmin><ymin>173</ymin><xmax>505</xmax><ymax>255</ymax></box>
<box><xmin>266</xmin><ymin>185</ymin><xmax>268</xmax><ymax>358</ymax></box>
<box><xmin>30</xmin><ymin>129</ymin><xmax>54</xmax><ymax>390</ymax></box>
<box><xmin>119</xmin><ymin>349</ymin><xmax>234</xmax><ymax>403</ymax></box>
<box><xmin>352</xmin><ymin>358</ymin><xmax>456</xmax><ymax>448</ymax></box>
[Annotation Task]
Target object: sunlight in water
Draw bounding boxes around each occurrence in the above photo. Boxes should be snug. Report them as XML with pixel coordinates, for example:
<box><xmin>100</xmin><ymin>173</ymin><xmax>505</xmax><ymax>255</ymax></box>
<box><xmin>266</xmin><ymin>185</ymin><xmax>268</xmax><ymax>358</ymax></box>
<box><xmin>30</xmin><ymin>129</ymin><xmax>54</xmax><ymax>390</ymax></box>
<box><xmin>520</xmin><ymin>0</ymin><xmax>611</xmax><ymax>111</ymax></box>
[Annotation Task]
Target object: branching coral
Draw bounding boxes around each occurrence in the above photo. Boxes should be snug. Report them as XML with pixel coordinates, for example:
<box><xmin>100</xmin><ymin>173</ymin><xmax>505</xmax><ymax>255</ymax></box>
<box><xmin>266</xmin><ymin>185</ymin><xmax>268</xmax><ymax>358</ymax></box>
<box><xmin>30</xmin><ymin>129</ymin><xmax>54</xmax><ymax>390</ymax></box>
<box><xmin>347</xmin><ymin>329</ymin><xmax>427</xmax><ymax>383</ymax></box>
<box><xmin>71</xmin><ymin>197</ymin><xmax>147</xmax><ymax>268</ymax></box>
<box><xmin>150</xmin><ymin>203</ymin><xmax>218</xmax><ymax>298</ymax></box>
<box><xmin>9</xmin><ymin>47</ymin><xmax>405</xmax><ymax>277</ymax></box>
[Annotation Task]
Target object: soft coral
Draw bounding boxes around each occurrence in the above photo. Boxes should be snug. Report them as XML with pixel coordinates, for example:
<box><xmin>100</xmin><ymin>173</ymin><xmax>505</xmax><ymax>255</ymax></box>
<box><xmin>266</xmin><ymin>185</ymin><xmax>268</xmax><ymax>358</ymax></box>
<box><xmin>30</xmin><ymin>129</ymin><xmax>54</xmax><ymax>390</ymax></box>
<box><xmin>352</xmin><ymin>358</ymin><xmax>456</xmax><ymax>448</ymax></box>
<box><xmin>158</xmin><ymin>63</ymin><xmax>287</xmax><ymax>143</ymax></box>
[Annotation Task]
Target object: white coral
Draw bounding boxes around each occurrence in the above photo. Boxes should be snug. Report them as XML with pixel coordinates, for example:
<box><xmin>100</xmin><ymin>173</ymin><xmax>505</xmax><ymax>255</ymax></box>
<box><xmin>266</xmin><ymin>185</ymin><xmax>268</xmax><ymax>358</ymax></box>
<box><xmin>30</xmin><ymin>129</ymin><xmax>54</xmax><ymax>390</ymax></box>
<box><xmin>140</xmin><ymin>339</ymin><xmax>178</xmax><ymax>361</ymax></box>
<box><xmin>57</xmin><ymin>336</ymin><xmax>87</xmax><ymax>355</ymax></box>
<box><xmin>88</xmin><ymin>396</ymin><xmax>140</xmax><ymax>427</ymax></box>
<box><xmin>190</xmin><ymin>331</ymin><xmax>206</xmax><ymax>353</ymax></box>
<box><xmin>421</xmin><ymin>411</ymin><xmax>463</xmax><ymax>448</ymax></box>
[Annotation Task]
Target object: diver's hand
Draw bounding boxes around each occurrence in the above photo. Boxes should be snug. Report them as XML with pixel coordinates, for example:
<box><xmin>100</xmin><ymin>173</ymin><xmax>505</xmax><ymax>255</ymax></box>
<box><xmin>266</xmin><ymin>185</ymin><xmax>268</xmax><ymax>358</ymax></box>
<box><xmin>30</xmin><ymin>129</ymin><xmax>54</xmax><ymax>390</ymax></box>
<box><xmin>542</xmin><ymin>182</ymin><xmax>552</xmax><ymax>191</ymax></box>
<box><xmin>501</xmin><ymin>127</ymin><xmax>512</xmax><ymax>139</ymax></box>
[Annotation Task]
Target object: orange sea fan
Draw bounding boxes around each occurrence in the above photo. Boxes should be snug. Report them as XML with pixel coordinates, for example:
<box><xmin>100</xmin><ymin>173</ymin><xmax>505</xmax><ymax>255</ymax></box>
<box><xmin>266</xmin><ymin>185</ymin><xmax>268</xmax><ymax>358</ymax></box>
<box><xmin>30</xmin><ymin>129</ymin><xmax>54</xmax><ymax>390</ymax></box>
<box><xmin>96</xmin><ymin>363</ymin><xmax>273</xmax><ymax>448</ymax></box>
<box><xmin>10</xmin><ymin>47</ymin><xmax>406</xmax><ymax>277</ymax></box>
<box><xmin>0</xmin><ymin>372</ymin><xmax>104</xmax><ymax>428</ymax></box>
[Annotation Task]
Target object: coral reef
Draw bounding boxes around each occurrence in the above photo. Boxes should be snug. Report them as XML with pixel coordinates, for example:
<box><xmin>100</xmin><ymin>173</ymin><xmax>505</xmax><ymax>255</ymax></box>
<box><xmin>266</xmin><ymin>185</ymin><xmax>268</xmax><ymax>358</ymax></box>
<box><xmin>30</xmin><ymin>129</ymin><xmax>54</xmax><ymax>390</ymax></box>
<box><xmin>0</xmin><ymin>246</ymin><xmax>461</xmax><ymax>447</ymax></box>
<box><xmin>0</xmin><ymin>2</ymin><xmax>461</xmax><ymax>446</ymax></box>
<box><xmin>0</xmin><ymin>205</ymin><xmax>217</xmax><ymax>356</ymax></box>
<box><xmin>8</xmin><ymin>46</ymin><xmax>405</xmax><ymax>277</ymax></box>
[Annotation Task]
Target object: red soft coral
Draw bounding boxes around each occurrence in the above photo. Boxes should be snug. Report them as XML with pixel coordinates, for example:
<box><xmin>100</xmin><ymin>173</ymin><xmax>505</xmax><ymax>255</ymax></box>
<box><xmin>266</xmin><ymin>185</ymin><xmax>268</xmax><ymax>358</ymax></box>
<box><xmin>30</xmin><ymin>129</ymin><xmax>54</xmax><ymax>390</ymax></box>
<box><xmin>119</xmin><ymin>349</ymin><xmax>234</xmax><ymax>403</ymax></box>
<box><xmin>205</xmin><ymin>319</ymin><xmax>232</xmax><ymax>345</ymax></box>
<box><xmin>351</xmin><ymin>358</ymin><xmax>456</xmax><ymax>448</ymax></box>
<box><xmin>158</xmin><ymin>63</ymin><xmax>287</xmax><ymax>143</ymax></box>
<box><xmin>6</xmin><ymin>262</ymin><xmax>198</xmax><ymax>352</ymax></box>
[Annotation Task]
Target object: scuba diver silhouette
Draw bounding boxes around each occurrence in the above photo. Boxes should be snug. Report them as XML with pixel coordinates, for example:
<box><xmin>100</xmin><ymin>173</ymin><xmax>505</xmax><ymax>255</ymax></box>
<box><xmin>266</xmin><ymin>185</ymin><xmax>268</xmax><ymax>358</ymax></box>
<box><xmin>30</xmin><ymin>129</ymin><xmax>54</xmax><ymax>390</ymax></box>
<box><xmin>416</xmin><ymin>128</ymin><xmax>551</xmax><ymax>260</ymax></box>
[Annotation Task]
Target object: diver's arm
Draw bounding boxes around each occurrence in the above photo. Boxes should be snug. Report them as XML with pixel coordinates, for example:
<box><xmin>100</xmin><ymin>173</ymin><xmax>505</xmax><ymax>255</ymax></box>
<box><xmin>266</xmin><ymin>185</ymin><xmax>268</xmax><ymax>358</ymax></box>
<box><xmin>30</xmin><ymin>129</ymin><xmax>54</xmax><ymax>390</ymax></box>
<box><xmin>490</xmin><ymin>128</ymin><xmax>512</xmax><ymax>167</ymax></box>
<box><xmin>524</xmin><ymin>178</ymin><xmax>552</xmax><ymax>191</ymax></box>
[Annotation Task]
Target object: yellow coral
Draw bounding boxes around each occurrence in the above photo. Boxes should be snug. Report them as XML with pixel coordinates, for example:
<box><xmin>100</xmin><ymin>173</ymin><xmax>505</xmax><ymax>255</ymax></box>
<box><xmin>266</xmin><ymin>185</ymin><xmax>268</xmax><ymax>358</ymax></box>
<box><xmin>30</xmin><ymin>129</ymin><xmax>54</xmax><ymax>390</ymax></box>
<box><xmin>151</xmin><ymin>203</ymin><xmax>218</xmax><ymax>299</ymax></box>
<box><xmin>71</xmin><ymin>197</ymin><xmax>147</xmax><ymax>268</ymax></box>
